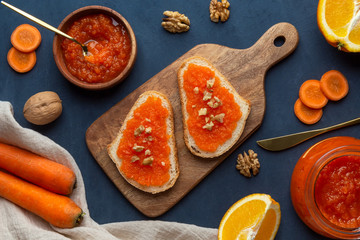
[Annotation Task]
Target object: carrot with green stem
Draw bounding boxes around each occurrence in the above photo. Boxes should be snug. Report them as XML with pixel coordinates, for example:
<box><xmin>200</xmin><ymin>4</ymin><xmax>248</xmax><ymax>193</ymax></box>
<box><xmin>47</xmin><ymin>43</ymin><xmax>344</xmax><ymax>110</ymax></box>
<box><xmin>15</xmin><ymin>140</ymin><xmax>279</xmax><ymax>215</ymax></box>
<box><xmin>0</xmin><ymin>142</ymin><xmax>76</xmax><ymax>195</ymax></box>
<box><xmin>0</xmin><ymin>170</ymin><xmax>83</xmax><ymax>228</ymax></box>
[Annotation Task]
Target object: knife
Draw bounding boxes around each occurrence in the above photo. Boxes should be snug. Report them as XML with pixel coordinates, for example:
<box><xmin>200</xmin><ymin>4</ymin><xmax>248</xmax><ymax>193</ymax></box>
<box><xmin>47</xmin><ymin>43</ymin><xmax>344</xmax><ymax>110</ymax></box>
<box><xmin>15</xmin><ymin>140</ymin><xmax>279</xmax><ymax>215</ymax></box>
<box><xmin>257</xmin><ymin>117</ymin><xmax>360</xmax><ymax>151</ymax></box>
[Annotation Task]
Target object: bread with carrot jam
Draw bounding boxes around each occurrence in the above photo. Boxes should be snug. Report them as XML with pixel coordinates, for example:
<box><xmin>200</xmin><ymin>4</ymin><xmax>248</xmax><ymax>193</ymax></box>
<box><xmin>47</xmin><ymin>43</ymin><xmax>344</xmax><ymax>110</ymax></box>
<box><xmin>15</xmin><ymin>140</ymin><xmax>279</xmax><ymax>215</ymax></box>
<box><xmin>107</xmin><ymin>91</ymin><xmax>179</xmax><ymax>194</ymax></box>
<box><xmin>177</xmin><ymin>56</ymin><xmax>251</xmax><ymax>158</ymax></box>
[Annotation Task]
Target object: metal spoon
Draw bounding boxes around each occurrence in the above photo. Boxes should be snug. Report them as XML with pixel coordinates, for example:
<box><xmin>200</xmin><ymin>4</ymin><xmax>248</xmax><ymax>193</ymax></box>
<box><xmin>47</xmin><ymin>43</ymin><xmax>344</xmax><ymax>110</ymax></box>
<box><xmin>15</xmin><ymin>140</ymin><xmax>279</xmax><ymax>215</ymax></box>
<box><xmin>257</xmin><ymin>117</ymin><xmax>360</xmax><ymax>151</ymax></box>
<box><xmin>1</xmin><ymin>1</ymin><xmax>88</xmax><ymax>56</ymax></box>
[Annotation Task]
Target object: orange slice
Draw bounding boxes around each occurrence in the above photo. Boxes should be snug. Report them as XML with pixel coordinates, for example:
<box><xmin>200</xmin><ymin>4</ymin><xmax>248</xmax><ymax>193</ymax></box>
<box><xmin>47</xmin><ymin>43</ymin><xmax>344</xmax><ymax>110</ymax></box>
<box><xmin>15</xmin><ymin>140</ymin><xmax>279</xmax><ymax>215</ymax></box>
<box><xmin>218</xmin><ymin>193</ymin><xmax>281</xmax><ymax>240</ymax></box>
<box><xmin>317</xmin><ymin>0</ymin><xmax>360</xmax><ymax>52</ymax></box>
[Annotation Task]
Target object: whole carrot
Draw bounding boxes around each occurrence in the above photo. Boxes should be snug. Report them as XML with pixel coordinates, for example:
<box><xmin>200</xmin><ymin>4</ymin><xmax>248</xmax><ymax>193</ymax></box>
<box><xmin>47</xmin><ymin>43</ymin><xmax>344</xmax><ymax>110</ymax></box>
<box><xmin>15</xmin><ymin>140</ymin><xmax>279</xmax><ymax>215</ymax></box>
<box><xmin>0</xmin><ymin>170</ymin><xmax>83</xmax><ymax>228</ymax></box>
<box><xmin>0</xmin><ymin>142</ymin><xmax>75</xmax><ymax>195</ymax></box>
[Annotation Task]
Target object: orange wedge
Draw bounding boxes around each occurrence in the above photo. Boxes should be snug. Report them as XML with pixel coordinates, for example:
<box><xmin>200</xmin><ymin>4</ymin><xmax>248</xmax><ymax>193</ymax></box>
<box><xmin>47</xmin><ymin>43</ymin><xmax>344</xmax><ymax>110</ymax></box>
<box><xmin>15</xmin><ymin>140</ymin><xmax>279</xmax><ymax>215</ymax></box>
<box><xmin>317</xmin><ymin>0</ymin><xmax>360</xmax><ymax>52</ymax></box>
<box><xmin>218</xmin><ymin>194</ymin><xmax>281</xmax><ymax>240</ymax></box>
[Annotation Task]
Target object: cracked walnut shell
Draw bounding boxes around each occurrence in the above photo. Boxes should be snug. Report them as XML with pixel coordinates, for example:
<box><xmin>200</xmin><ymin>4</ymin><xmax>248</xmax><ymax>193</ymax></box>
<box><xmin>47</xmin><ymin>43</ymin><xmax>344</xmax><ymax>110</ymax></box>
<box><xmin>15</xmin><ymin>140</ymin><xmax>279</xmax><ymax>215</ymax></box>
<box><xmin>210</xmin><ymin>0</ymin><xmax>230</xmax><ymax>23</ymax></box>
<box><xmin>236</xmin><ymin>150</ymin><xmax>260</xmax><ymax>177</ymax></box>
<box><xmin>162</xmin><ymin>11</ymin><xmax>190</xmax><ymax>33</ymax></box>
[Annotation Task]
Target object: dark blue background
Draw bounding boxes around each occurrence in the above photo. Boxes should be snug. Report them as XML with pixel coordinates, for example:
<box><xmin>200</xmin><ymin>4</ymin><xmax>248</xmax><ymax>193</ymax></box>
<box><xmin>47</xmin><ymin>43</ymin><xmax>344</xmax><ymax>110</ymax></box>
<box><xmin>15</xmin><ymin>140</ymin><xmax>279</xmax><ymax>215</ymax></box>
<box><xmin>1</xmin><ymin>0</ymin><xmax>360</xmax><ymax>239</ymax></box>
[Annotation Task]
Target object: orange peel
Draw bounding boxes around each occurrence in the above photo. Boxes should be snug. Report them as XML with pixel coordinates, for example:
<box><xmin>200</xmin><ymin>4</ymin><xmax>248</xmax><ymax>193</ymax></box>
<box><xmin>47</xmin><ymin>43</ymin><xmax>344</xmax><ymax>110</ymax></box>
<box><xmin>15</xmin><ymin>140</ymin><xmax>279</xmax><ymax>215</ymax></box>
<box><xmin>317</xmin><ymin>0</ymin><xmax>360</xmax><ymax>52</ymax></box>
<box><xmin>218</xmin><ymin>193</ymin><xmax>281</xmax><ymax>240</ymax></box>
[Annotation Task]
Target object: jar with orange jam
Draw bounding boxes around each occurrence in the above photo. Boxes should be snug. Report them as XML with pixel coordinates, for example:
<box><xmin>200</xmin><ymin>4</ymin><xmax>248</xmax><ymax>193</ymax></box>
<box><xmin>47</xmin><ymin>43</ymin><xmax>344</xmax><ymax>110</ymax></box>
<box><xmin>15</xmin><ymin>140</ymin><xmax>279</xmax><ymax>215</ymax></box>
<box><xmin>291</xmin><ymin>136</ymin><xmax>360</xmax><ymax>239</ymax></box>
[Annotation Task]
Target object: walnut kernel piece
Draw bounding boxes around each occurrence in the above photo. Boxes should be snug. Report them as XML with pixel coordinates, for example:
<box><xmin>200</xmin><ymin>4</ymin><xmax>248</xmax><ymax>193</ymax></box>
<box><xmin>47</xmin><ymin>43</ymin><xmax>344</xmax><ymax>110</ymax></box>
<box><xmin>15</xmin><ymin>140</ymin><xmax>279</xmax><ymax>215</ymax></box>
<box><xmin>209</xmin><ymin>0</ymin><xmax>230</xmax><ymax>23</ymax></box>
<box><xmin>236</xmin><ymin>150</ymin><xmax>260</xmax><ymax>177</ymax></box>
<box><xmin>145</xmin><ymin>149</ymin><xmax>151</xmax><ymax>156</ymax></box>
<box><xmin>134</xmin><ymin>125</ymin><xmax>145</xmax><ymax>137</ymax></box>
<box><xmin>213</xmin><ymin>113</ymin><xmax>225</xmax><ymax>123</ymax></box>
<box><xmin>133</xmin><ymin>144</ymin><xmax>145</xmax><ymax>152</ymax></box>
<box><xmin>203</xmin><ymin>91</ymin><xmax>212</xmax><ymax>101</ymax></box>
<box><xmin>162</xmin><ymin>11</ymin><xmax>190</xmax><ymax>33</ymax></box>
<box><xmin>198</xmin><ymin>108</ymin><xmax>208</xmax><ymax>116</ymax></box>
<box><xmin>207</xmin><ymin>78</ymin><xmax>215</xmax><ymax>89</ymax></box>
<box><xmin>207</xmin><ymin>97</ymin><xmax>222</xmax><ymax>108</ymax></box>
<box><xmin>131</xmin><ymin>156</ymin><xmax>140</xmax><ymax>162</ymax></box>
<box><xmin>194</xmin><ymin>87</ymin><xmax>199</xmax><ymax>94</ymax></box>
<box><xmin>203</xmin><ymin>121</ymin><xmax>214</xmax><ymax>130</ymax></box>
<box><xmin>145</xmin><ymin>127</ymin><xmax>152</xmax><ymax>134</ymax></box>
<box><xmin>143</xmin><ymin>156</ymin><xmax>154</xmax><ymax>165</ymax></box>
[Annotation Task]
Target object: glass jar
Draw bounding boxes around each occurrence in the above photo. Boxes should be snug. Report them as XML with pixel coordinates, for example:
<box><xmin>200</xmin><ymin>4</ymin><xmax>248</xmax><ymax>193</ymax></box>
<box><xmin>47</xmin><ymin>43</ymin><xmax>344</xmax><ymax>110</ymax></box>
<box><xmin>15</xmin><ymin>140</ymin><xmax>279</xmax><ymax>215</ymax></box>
<box><xmin>290</xmin><ymin>136</ymin><xmax>360</xmax><ymax>239</ymax></box>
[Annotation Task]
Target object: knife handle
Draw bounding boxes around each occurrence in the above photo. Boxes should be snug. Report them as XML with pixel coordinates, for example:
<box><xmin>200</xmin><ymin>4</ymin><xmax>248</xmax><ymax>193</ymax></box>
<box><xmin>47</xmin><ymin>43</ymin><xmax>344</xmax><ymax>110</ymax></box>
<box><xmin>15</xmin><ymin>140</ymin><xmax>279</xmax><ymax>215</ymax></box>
<box><xmin>257</xmin><ymin>117</ymin><xmax>360</xmax><ymax>151</ymax></box>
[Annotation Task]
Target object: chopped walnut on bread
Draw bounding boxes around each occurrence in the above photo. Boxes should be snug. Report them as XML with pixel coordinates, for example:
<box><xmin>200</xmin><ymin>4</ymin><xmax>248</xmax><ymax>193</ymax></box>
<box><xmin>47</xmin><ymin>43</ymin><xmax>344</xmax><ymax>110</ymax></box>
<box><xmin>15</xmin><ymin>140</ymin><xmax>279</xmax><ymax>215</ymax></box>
<box><xmin>107</xmin><ymin>91</ymin><xmax>179</xmax><ymax>194</ymax></box>
<box><xmin>177</xmin><ymin>56</ymin><xmax>251</xmax><ymax>158</ymax></box>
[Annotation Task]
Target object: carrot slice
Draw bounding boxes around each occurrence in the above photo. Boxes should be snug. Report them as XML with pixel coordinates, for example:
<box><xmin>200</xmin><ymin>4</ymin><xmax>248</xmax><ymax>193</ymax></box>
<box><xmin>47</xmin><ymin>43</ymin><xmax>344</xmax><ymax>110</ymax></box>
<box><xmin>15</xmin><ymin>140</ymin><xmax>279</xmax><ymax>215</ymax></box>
<box><xmin>320</xmin><ymin>70</ymin><xmax>349</xmax><ymax>101</ymax></box>
<box><xmin>0</xmin><ymin>143</ymin><xmax>76</xmax><ymax>195</ymax></box>
<box><xmin>299</xmin><ymin>79</ymin><xmax>328</xmax><ymax>109</ymax></box>
<box><xmin>0</xmin><ymin>170</ymin><xmax>83</xmax><ymax>228</ymax></box>
<box><xmin>7</xmin><ymin>47</ymin><xmax>36</xmax><ymax>73</ymax></box>
<box><xmin>11</xmin><ymin>24</ymin><xmax>41</xmax><ymax>53</ymax></box>
<box><xmin>294</xmin><ymin>98</ymin><xmax>323</xmax><ymax>124</ymax></box>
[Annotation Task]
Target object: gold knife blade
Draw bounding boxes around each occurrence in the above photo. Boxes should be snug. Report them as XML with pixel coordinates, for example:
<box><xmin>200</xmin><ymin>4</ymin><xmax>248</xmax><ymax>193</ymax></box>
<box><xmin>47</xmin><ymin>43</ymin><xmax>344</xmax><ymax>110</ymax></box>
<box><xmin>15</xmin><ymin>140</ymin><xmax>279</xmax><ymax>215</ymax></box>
<box><xmin>257</xmin><ymin>117</ymin><xmax>360</xmax><ymax>151</ymax></box>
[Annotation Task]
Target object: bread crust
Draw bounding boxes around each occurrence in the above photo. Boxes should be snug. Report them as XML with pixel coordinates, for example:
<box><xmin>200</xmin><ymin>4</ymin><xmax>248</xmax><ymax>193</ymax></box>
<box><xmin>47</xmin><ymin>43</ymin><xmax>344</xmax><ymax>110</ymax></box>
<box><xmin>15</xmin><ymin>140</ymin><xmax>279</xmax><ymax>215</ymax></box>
<box><xmin>107</xmin><ymin>91</ymin><xmax>179</xmax><ymax>194</ymax></box>
<box><xmin>177</xmin><ymin>56</ymin><xmax>251</xmax><ymax>158</ymax></box>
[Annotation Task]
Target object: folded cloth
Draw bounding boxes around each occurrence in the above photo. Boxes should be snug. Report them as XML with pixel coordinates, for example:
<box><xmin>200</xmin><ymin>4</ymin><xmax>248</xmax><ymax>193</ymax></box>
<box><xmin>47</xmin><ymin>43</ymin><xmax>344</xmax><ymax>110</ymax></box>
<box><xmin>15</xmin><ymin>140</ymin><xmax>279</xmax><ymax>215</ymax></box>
<box><xmin>0</xmin><ymin>101</ymin><xmax>218</xmax><ymax>240</ymax></box>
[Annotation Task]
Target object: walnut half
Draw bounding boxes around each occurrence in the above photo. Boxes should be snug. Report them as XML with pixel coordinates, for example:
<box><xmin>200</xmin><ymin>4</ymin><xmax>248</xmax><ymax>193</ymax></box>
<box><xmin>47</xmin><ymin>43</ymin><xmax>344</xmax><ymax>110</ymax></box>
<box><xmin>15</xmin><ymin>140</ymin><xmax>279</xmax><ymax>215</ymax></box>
<box><xmin>162</xmin><ymin>11</ymin><xmax>190</xmax><ymax>33</ymax></box>
<box><xmin>236</xmin><ymin>150</ymin><xmax>260</xmax><ymax>177</ymax></box>
<box><xmin>209</xmin><ymin>0</ymin><xmax>230</xmax><ymax>23</ymax></box>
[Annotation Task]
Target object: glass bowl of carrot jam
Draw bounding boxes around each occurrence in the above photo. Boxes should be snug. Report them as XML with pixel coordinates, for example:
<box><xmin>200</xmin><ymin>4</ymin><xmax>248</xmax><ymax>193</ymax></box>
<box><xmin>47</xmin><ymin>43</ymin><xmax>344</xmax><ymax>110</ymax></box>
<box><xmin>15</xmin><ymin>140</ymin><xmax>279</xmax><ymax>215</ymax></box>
<box><xmin>291</xmin><ymin>136</ymin><xmax>360</xmax><ymax>239</ymax></box>
<box><xmin>53</xmin><ymin>6</ymin><xmax>137</xmax><ymax>90</ymax></box>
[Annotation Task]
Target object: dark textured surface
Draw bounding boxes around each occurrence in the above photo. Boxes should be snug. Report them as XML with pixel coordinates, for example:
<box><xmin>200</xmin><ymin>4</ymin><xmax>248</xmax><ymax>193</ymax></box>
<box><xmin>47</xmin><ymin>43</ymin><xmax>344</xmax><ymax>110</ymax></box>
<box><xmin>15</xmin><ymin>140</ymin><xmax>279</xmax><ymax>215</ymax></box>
<box><xmin>1</xmin><ymin>0</ymin><xmax>360</xmax><ymax>239</ymax></box>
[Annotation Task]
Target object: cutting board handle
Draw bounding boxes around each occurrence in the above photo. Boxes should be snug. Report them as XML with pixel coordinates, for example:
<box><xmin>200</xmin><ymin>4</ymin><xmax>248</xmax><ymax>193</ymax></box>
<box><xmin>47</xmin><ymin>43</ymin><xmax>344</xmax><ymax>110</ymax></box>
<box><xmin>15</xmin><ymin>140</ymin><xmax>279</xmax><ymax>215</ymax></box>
<box><xmin>249</xmin><ymin>22</ymin><xmax>299</xmax><ymax>70</ymax></box>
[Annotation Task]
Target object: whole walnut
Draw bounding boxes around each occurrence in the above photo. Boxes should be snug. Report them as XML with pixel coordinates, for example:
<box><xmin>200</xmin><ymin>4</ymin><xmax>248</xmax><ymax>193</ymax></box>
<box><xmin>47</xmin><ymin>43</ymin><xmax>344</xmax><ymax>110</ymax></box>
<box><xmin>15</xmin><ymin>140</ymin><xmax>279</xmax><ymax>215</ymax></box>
<box><xmin>23</xmin><ymin>91</ymin><xmax>62</xmax><ymax>125</ymax></box>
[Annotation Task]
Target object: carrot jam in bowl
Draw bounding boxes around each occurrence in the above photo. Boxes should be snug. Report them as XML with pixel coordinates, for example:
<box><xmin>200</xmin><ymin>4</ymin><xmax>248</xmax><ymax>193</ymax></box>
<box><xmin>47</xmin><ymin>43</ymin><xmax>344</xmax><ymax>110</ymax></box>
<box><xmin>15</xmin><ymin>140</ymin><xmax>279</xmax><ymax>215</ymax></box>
<box><xmin>53</xmin><ymin>6</ymin><xmax>137</xmax><ymax>90</ymax></box>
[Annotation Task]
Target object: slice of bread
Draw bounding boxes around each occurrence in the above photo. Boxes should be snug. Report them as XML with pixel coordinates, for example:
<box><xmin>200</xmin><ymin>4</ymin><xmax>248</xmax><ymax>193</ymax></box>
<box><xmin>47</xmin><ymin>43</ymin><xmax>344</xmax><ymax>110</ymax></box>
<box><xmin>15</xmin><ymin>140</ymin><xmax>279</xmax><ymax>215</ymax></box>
<box><xmin>177</xmin><ymin>56</ymin><xmax>251</xmax><ymax>158</ymax></box>
<box><xmin>107</xmin><ymin>91</ymin><xmax>179</xmax><ymax>194</ymax></box>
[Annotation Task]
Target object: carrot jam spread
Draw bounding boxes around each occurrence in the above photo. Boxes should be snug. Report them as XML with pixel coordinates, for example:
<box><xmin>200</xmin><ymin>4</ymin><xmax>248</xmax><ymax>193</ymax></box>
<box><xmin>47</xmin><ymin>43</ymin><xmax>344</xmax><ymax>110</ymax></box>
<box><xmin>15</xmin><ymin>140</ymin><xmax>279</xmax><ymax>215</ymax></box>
<box><xmin>116</xmin><ymin>96</ymin><xmax>170</xmax><ymax>187</ymax></box>
<box><xmin>183</xmin><ymin>63</ymin><xmax>242</xmax><ymax>152</ymax></box>
<box><xmin>315</xmin><ymin>155</ymin><xmax>360</xmax><ymax>228</ymax></box>
<box><xmin>61</xmin><ymin>14</ymin><xmax>131</xmax><ymax>83</ymax></box>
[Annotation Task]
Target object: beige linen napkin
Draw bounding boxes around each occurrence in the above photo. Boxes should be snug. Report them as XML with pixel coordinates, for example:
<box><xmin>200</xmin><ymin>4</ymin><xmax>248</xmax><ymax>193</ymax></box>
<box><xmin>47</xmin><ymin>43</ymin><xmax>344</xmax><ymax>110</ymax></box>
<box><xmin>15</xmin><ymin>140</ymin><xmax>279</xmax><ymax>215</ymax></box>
<box><xmin>0</xmin><ymin>101</ymin><xmax>218</xmax><ymax>240</ymax></box>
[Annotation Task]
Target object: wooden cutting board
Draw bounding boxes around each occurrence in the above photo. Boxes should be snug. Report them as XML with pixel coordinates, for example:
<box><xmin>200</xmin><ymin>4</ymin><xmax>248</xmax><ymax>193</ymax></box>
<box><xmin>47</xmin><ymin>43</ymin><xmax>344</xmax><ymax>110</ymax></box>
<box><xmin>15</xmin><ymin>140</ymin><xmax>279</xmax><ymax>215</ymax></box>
<box><xmin>86</xmin><ymin>22</ymin><xmax>299</xmax><ymax>217</ymax></box>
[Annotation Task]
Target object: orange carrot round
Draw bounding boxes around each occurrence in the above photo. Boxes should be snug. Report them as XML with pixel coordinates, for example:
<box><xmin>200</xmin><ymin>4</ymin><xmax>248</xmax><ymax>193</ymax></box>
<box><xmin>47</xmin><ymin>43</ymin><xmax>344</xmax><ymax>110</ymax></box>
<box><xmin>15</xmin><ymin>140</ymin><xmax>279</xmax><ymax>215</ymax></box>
<box><xmin>7</xmin><ymin>47</ymin><xmax>36</xmax><ymax>73</ymax></box>
<box><xmin>299</xmin><ymin>79</ymin><xmax>328</xmax><ymax>109</ymax></box>
<box><xmin>11</xmin><ymin>24</ymin><xmax>41</xmax><ymax>53</ymax></box>
<box><xmin>320</xmin><ymin>70</ymin><xmax>349</xmax><ymax>101</ymax></box>
<box><xmin>0</xmin><ymin>170</ymin><xmax>83</xmax><ymax>228</ymax></box>
<box><xmin>294</xmin><ymin>98</ymin><xmax>323</xmax><ymax>125</ymax></box>
<box><xmin>0</xmin><ymin>143</ymin><xmax>76</xmax><ymax>195</ymax></box>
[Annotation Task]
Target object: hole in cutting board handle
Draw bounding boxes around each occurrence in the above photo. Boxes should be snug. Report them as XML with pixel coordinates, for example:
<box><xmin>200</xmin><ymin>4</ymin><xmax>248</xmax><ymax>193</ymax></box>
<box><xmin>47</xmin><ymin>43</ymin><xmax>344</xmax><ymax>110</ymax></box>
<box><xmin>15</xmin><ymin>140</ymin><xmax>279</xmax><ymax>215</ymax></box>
<box><xmin>274</xmin><ymin>36</ymin><xmax>286</xmax><ymax>47</ymax></box>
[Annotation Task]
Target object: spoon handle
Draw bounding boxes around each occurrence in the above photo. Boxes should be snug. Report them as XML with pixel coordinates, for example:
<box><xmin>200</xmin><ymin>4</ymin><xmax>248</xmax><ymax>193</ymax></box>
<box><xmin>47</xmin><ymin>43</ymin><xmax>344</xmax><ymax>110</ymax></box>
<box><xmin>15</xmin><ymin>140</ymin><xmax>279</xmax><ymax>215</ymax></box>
<box><xmin>257</xmin><ymin>117</ymin><xmax>360</xmax><ymax>151</ymax></box>
<box><xmin>1</xmin><ymin>1</ymin><xmax>79</xmax><ymax>44</ymax></box>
